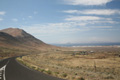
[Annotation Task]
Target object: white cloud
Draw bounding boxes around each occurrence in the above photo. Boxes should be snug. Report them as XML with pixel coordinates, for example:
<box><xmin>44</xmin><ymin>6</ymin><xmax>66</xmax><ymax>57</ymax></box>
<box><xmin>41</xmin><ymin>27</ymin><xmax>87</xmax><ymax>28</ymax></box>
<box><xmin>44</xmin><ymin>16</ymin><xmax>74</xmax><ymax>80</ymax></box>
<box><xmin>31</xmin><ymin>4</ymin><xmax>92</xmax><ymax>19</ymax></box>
<box><xmin>63</xmin><ymin>0</ymin><xmax>112</xmax><ymax>6</ymax></box>
<box><xmin>63</xmin><ymin>9</ymin><xmax>120</xmax><ymax>15</ymax></box>
<box><xmin>92</xmin><ymin>26</ymin><xmax>113</xmax><ymax>29</ymax></box>
<box><xmin>12</xmin><ymin>18</ymin><xmax>18</xmax><ymax>22</ymax></box>
<box><xmin>65</xmin><ymin>16</ymin><xmax>111</xmax><ymax>21</ymax></box>
<box><xmin>56</xmin><ymin>36</ymin><xmax>117</xmax><ymax>44</ymax></box>
<box><xmin>89</xmin><ymin>20</ymin><xmax>118</xmax><ymax>24</ymax></box>
<box><xmin>22</xmin><ymin>18</ymin><xmax>25</xmax><ymax>20</ymax></box>
<box><xmin>21</xmin><ymin>22</ymin><xmax>89</xmax><ymax>35</ymax></box>
<box><xmin>63</xmin><ymin>10</ymin><xmax>78</xmax><ymax>14</ymax></box>
<box><xmin>21</xmin><ymin>22</ymin><xmax>116</xmax><ymax>44</ymax></box>
<box><xmin>0</xmin><ymin>11</ymin><xmax>6</xmax><ymax>15</ymax></box>
<box><xmin>0</xmin><ymin>18</ymin><xmax>3</xmax><ymax>21</ymax></box>
<box><xmin>34</xmin><ymin>11</ymin><xmax>38</xmax><ymax>14</ymax></box>
<box><xmin>85</xmin><ymin>37</ymin><xmax>115</xmax><ymax>43</ymax></box>
<box><xmin>28</xmin><ymin>16</ymin><xmax>32</xmax><ymax>18</ymax></box>
<box><xmin>21</xmin><ymin>21</ymin><xmax>113</xmax><ymax>36</ymax></box>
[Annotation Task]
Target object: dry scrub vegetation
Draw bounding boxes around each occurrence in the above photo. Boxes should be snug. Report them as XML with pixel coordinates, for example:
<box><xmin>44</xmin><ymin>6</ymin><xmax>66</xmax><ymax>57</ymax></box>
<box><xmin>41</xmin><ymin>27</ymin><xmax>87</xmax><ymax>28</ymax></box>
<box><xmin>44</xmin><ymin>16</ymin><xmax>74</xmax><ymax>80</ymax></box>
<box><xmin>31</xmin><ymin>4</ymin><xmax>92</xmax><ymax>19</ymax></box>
<box><xmin>0</xmin><ymin>47</ymin><xmax>34</xmax><ymax>60</ymax></box>
<box><xmin>17</xmin><ymin>46</ymin><xmax>120</xmax><ymax>80</ymax></box>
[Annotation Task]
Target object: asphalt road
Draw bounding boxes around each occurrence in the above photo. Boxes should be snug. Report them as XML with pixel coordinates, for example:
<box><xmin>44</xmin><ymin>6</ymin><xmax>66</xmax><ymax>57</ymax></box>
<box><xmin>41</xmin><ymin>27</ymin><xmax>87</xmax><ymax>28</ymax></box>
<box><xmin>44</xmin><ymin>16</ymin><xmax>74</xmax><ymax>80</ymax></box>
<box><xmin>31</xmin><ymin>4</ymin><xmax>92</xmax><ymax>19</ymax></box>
<box><xmin>0</xmin><ymin>57</ymin><xmax>65</xmax><ymax>80</ymax></box>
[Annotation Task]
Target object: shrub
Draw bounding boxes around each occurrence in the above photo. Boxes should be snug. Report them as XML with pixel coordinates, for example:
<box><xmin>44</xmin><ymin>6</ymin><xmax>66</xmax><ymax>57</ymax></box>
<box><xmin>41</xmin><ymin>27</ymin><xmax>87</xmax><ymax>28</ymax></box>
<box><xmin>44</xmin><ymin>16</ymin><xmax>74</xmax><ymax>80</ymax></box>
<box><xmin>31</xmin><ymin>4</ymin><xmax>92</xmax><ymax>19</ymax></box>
<box><xmin>45</xmin><ymin>70</ymin><xmax>52</xmax><ymax>74</ymax></box>
<box><xmin>62</xmin><ymin>73</ymin><xmax>67</xmax><ymax>77</ymax></box>
<box><xmin>31</xmin><ymin>66</ymin><xmax>36</xmax><ymax>69</ymax></box>
<box><xmin>77</xmin><ymin>77</ymin><xmax>85</xmax><ymax>80</ymax></box>
<box><xmin>36</xmin><ymin>68</ymin><xmax>40</xmax><ymax>71</ymax></box>
<box><xmin>55</xmin><ymin>72</ymin><xmax>59</xmax><ymax>74</ymax></box>
<box><xmin>104</xmin><ymin>76</ymin><xmax>114</xmax><ymax>79</ymax></box>
<box><xmin>40</xmin><ymin>69</ymin><xmax>45</xmax><ymax>72</ymax></box>
<box><xmin>75</xmin><ymin>73</ymin><xmax>78</xmax><ymax>75</ymax></box>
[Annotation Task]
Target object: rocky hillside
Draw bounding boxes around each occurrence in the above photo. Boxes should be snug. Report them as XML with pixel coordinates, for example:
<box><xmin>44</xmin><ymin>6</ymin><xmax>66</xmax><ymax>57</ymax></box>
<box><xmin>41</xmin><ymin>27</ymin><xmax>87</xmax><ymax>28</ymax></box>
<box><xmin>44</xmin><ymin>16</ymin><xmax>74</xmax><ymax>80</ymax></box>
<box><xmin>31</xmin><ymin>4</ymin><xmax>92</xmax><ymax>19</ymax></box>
<box><xmin>0</xmin><ymin>32</ymin><xmax>20</xmax><ymax>46</ymax></box>
<box><xmin>0</xmin><ymin>28</ymin><xmax>56</xmax><ymax>50</ymax></box>
<box><xmin>0</xmin><ymin>28</ymin><xmax>45</xmax><ymax>45</ymax></box>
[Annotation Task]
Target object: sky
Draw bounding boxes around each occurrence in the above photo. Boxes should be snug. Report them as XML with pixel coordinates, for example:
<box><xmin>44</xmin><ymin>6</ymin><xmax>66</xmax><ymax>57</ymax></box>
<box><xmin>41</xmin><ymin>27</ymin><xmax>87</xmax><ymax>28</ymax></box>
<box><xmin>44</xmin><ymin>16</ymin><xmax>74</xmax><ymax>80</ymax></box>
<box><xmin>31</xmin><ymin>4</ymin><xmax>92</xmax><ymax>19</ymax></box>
<box><xmin>0</xmin><ymin>0</ymin><xmax>120</xmax><ymax>44</ymax></box>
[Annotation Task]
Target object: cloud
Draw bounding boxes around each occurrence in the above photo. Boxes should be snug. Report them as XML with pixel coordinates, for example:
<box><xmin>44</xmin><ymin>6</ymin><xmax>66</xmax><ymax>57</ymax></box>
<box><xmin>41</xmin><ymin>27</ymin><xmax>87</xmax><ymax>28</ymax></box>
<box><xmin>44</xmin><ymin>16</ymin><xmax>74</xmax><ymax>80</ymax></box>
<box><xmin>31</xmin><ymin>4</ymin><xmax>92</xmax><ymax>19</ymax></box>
<box><xmin>0</xmin><ymin>18</ymin><xmax>3</xmax><ymax>21</ymax></box>
<box><xmin>28</xmin><ymin>16</ymin><xmax>32</xmax><ymax>18</ymax></box>
<box><xmin>22</xmin><ymin>18</ymin><xmax>25</xmax><ymax>20</ymax></box>
<box><xmin>63</xmin><ymin>0</ymin><xmax>112</xmax><ymax>6</ymax></box>
<box><xmin>21</xmin><ymin>22</ymin><xmax>89</xmax><ymax>35</ymax></box>
<box><xmin>20</xmin><ymin>22</ymin><xmax>116</xmax><ymax>44</ymax></box>
<box><xmin>65</xmin><ymin>16</ymin><xmax>111</xmax><ymax>21</ymax></box>
<box><xmin>63</xmin><ymin>10</ymin><xmax>78</xmax><ymax>14</ymax></box>
<box><xmin>63</xmin><ymin>9</ymin><xmax>120</xmax><ymax>15</ymax></box>
<box><xmin>12</xmin><ymin>18</ymin><xmax>18</xmax><ymax>22</ymax></box>
<box><xmin>92</xmin><ymin>26</ymin><xmax>113</xmax><ymax>29</ymax></box>
<box><xmin>85</xmin><ymin>37</ymin><xmax>115</xmax><ymax>43</ymax></box>
<box><xmin>0</xmin><ymin>11</ymin><xmax>6</xmax><ymax>15</ymax></box>
<box><xmin>55</xmin><ymin>36</ymin><xmax>117</xmax><ymax>44</ymax></box>
<box><xmin>0</xmin><ymin>11</ymin><xmax>6</xmax><ymax>21</ymax></box>
<box><xmin>34</xmin><ymin>11</ymin><xmax>38</xmax><ymax>14</ymax></box>
<box><xmin>89</xmin><ymin>20</ymin><xmax>118</xmax><ymax>24</ymax></box>
<box><xmin>21</xmin><ymin>21</ymin><xmax>114</xmax><ymax>36</ymax></box>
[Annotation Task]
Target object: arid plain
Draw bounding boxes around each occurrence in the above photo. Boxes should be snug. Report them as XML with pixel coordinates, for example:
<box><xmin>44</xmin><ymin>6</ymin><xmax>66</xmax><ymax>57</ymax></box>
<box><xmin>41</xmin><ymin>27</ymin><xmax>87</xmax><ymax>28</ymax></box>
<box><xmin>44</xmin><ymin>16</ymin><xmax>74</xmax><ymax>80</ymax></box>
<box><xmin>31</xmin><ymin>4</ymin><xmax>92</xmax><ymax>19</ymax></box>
<box><xmin>17</xmin><ymin>46</ymin><xmax>120</xmax><ymax>80</ymax></box>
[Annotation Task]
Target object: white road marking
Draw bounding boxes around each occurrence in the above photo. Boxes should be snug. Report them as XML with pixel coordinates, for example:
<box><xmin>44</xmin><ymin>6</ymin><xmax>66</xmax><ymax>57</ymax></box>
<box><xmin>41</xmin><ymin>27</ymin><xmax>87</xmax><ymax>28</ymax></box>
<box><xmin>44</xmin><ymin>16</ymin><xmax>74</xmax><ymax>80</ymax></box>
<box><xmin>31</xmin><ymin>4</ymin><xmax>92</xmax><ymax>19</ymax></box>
<box><xmin>0</xmin><ymin>69</ymin><xmax>2</xmax><ymax>80</ymax></box>
<box><xmin>0</xmin><ymin>60</ymin><xmax>9</xmax><ymax>80</ymax></box>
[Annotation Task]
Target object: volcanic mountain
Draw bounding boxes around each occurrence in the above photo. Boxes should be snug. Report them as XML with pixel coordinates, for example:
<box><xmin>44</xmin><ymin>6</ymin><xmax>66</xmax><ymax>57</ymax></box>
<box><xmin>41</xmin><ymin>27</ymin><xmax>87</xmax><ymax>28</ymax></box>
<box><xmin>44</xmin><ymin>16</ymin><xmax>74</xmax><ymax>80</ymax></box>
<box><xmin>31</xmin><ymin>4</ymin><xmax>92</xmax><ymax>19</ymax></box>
<box><xmin>0</xmin><ymin>32</ymin><xmax>20</xmax><ymax>46</ymax></box>
<box><xmin>0</xmin><ymin>28</ymin><xmax>53</xmax><ymax>50</ymax></box>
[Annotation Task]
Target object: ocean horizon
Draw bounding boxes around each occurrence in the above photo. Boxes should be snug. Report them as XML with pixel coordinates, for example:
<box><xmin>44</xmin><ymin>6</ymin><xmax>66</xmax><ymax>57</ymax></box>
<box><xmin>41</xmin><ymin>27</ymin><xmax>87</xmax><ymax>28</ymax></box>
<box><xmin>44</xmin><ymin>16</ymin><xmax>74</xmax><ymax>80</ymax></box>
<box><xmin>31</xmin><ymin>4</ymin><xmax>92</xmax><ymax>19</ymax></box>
<box><xmin>52</xmin><ymin>42</ymin><xmax>120</xmax><ymax>47</ymax></box>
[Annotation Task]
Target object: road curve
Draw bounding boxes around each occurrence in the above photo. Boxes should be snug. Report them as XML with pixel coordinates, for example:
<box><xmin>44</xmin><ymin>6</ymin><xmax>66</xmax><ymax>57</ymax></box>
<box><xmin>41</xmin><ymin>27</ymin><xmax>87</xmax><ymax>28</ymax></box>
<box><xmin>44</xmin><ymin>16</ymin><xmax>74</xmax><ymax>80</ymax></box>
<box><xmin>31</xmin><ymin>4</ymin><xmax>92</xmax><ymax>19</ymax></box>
<box><xmin>0</xmin><ymin>57</ymin><xmax>65</xmax><ymax>80</ymax></box>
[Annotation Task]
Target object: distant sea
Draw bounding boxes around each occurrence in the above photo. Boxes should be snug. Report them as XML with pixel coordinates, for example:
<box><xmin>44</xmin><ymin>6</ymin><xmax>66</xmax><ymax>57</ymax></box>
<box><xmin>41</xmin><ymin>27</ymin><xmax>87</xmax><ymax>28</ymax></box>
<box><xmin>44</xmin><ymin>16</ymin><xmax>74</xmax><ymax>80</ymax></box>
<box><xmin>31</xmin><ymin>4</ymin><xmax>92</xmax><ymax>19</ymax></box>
<box><xmin>52</xmin><ymin>43</ymin><xmax>120</xmax><ymax>47</ymax></box>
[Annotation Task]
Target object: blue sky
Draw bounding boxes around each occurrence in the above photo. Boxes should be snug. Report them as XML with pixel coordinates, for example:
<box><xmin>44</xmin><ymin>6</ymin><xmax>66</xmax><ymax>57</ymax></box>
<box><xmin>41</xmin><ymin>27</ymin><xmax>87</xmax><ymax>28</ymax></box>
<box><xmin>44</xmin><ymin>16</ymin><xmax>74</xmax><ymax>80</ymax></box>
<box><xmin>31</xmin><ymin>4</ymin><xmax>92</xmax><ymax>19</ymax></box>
<box><xmin>0</xmin><ymin>0</ymin><xmax>120</xmax><ymax>44</ymax></box>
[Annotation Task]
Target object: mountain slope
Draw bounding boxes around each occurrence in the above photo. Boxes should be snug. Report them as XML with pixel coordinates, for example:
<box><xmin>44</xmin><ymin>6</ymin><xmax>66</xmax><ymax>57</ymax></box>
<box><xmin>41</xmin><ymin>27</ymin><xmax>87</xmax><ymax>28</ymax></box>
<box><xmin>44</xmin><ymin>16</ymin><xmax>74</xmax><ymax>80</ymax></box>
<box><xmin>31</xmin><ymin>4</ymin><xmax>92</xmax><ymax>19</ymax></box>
<box><xmin>0</xmin><ymin>28</ymin><xmax>56</xmax><ymax>50</ymax></box>
<box><xmin>0</xmin><ymin>28</ymin><xmax>46</xmax><ymax>47</ymax></box>
<box><xmin>0</xmin><ymin>32</ymin><xmax>20</xmax><ymax>46</ymax></box>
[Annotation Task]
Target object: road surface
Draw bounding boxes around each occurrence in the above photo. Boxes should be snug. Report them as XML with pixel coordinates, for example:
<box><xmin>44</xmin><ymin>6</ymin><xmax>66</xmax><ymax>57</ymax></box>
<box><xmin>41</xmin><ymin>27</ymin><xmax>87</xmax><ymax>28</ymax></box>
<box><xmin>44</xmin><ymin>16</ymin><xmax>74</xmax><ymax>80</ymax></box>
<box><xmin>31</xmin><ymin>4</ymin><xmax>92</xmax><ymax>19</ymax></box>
<box><xmin>0</xmin><ymin>57</ymin><xmax>65</xmax><ymax>80</ymax></box>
